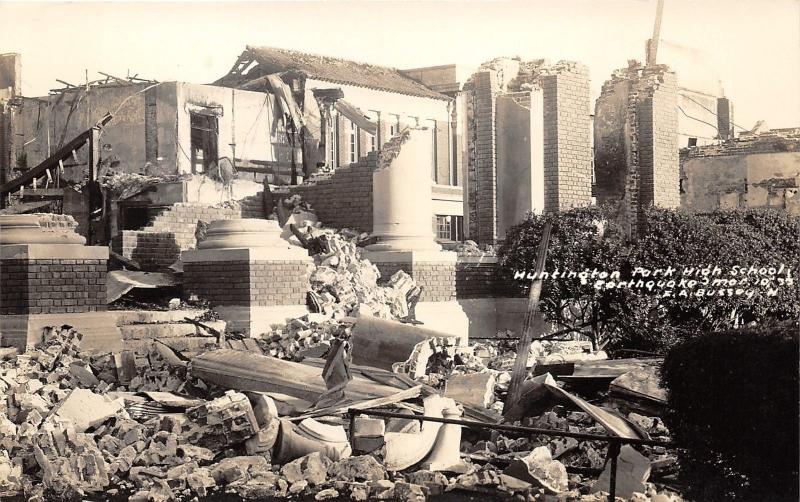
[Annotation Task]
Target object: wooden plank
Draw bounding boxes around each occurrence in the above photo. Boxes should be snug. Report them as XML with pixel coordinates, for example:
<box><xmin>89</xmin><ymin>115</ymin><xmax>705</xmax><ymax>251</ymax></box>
<box><xmin>504</xmin><ymin>219</ymin><xmax>553</xmax><ymax>415</ymax></box>
<box><xmin>0</xmin><ymin>128</ymin><xmax>92</xmax><ymax>194</ymax></box>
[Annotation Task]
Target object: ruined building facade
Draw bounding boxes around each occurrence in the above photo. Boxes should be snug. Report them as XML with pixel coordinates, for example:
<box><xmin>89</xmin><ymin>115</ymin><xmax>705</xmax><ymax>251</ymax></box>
<box><xmin>681</xmin><ymin>128</ymin><xmax>800</xmax><ymax>216</ymax></box>
<box><xmin>460</xmin><ymin>58</ymin><xmax>593</xmax><ymax>246</ymax></box>
<box><xmin>594</xmin><ymin>62</ymin><xmax>679</xmax><ymax>234</ymax></box>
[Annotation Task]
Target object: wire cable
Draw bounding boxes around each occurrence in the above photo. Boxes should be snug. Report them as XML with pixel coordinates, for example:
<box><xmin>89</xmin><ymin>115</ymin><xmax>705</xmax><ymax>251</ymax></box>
<box><xmin>681</xmin><ymin>93</ymin><xmax>749</xmax><ymax>132</ymax></box>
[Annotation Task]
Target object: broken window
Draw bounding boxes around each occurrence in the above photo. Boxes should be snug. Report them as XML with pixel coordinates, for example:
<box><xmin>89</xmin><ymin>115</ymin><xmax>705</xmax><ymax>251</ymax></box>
<box><xmin>688</xmin><ymin>137</ymin><xmax>698</xmax><ymax>147</ymax></box>
<box><xmin>190</xmin><ymin>113</ymin><xmax>219</xmax><ymax>174</ymax></box>
<box><xmin>434</xmin><ymin>214</ymin><xmax>464</xmax><ymax>241</ymax></box>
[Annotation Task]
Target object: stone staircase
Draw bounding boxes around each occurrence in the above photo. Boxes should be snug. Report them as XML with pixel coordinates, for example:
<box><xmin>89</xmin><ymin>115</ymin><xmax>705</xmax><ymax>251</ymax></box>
<box><xmin>111</xmin><ymin>194</ymin><xmax>267</xmax><ymax>271</ymax></box>
<box><xmin>114</xmin><ymin>309</ymin><xmax>226</xmax><ymax>351</ymax></box>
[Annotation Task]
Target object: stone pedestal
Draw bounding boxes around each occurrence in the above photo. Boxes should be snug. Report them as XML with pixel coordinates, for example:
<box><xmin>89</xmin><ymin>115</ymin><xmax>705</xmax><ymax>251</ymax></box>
<box><xmin>364</xmin><ymin>129</ymin><xmax>468</xmax><ymax>339</ymax></box>
<box><xmin>182</xmin><ymin>219</ymin><xmax>313</xmax><ymax>335</ymax></box>
<box><xmin>0</xmin><ymin>215</ymin><xmax>122</xmax><ymax>352</ymax></box>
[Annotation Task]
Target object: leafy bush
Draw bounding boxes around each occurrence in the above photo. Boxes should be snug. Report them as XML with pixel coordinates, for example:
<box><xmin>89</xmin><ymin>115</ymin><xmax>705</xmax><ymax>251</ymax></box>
<box><xmin>661</xmin><ymin>320</ymin><xmax>799</xmax><ymax>501</ymax></box>
<box><xmin>497</xmin><ymin>206</ymin><xmax>800</xmax><ymax>353</ymax></box>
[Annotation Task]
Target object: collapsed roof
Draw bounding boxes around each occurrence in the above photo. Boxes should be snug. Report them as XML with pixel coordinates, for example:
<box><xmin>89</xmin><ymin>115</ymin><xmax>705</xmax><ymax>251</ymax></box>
<box><xmin>216</xmin><ymin>46</ymin><xmax>449</xmax><ymax>101</ymax></box>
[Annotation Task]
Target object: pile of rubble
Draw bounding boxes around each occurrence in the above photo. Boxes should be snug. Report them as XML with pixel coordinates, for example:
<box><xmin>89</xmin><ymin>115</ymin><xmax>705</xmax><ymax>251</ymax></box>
<box><xmin>0</xmin><ymin>317</ymin><xmax>682</xmax><ymax>501</ymax></box>
<box><xmin>249</xmin><ymin>224</ymin><xmax>423</xmax><ymax>360</ymax></box>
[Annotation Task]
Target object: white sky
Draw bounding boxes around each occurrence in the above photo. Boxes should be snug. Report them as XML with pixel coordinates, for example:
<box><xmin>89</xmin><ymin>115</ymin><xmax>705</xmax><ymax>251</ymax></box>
<box><xmin>1</xmin><ymin>0</ymin><xmax>798</xmax><ymax>130</ymax></box>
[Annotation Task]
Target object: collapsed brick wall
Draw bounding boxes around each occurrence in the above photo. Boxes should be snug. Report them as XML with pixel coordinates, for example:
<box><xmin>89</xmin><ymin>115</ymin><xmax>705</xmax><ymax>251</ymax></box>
<box><xmin>0</xmin><ymin>259</ymin><xmax>107</xmax><ymax>315</ymax></box>
<box><xmin>111</xmin><ymin>203</ymin><xmax>244</xmax><ymax>271</ymax></box>
<box><xmin>263</xmin><ymin>152</ymin><xmax>375</xmax><ymax>233</ymax></box>
<box><xmin>682</xmin><ymin>129</ymin><xmax>800</xmax><ymax>159</ymax></box>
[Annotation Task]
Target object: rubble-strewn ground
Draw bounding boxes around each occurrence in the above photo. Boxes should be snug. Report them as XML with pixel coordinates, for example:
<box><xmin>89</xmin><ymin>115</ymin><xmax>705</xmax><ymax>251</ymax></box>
<box><xmin>1</xmin><ymin>224</ymin><xmax>684</xmax><ymax>502</ymax></box>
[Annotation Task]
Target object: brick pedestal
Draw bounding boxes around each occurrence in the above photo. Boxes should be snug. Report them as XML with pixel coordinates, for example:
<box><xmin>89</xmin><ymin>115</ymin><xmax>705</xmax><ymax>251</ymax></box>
<box><xmin>364</xmin><ymin>249</ymin><xmax>469</xmax><ymax>340</ymax></box>
<box><xmin>0</xmin><ymin>242</ymin><xmax>121</xmax><ymax>352</ymax></box>
<box><xmin>181</xmin><ymin>219</ymin><xmax>313</xmax><ymax>335</ymax></box>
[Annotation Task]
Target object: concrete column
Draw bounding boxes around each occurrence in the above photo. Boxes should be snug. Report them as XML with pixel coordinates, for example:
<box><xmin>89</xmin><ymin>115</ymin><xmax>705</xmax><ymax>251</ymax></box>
<box><xmin>0</xmin><ymin>214</ymin><xmax>122</xmax><ymax>352</ymax></box>
<box><xmin>182</xmin><ymin>218</ymin><xmax>313</xmax><ymax>335</ymax></box>
<box><xmin>367</xmin><ymin>128</ymin><xmax>441</xmax><ymax>253</ymax></box>
<box><xmin>363</xmin><ymin>129</ymin><xmax>468</xmax><ymax>339</ymax></box>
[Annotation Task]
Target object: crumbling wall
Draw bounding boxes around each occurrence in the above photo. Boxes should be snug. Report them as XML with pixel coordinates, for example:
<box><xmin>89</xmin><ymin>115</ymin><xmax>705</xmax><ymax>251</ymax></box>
<box><xmin>638</xmin><ymin>70</ymin><xmax>680</xmax><ymax>209</ymax></box>
<box><xmin>681</xmin><ymin>140</ymin><xmax>800</xmax><ymax>215</ymax></box>
<box><xmin>264</xmin><ymin>152</ymin><xmax>376</xmax><ymax>233</ymax></box>
<box><xmin>594</xmin><ymin>63</ymin><xmax>679</xmax><ymax>233</ymax></box>
<box><xmin>465</xmin><ymin>59</ymin><xmax>592</xmax><ymax>245</ymax></box>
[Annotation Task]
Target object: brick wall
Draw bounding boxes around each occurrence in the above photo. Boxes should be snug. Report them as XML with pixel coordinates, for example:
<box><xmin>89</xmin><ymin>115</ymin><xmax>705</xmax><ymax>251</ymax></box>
<box><xmin>111</xmin><ymin>202</ymin><xmax>253</xmax><ymax>271</ymax></box>
<box><xmin>467</xmin><ymin>71</ymin><xmax>499</xmax><ymax>244</ymax></box>
<box><xmin>594</xmin><ymin>64</ymin><xmax>679</xmax><ymax>234</ymax></box>
<box><xmin>184</xmin><ymin>260</ymin><xmax>309</xmax><ymax>307</ymax></box>
<box><xmin>455</xmin><ymin>259</ymin><xmax>528</xmax><ymax>299</ymax></box>
<box><xmin>639</xmin><ymin>71</ymin><xmax>679</xmax><ymax>209</ymax></box>
<box><xmin>466</xmin><ymin>61</ymin><xmax>591</xmax><ymax>245</ymax></box>
<box><xmin>0</xmin><ymin>259</ymin><xmax>106</xmax><ymax>315</ymax></box>
<box><xmin>540</xmin><ymin>65</ymin><xmax>593</xmax><ymax>212</ymax></box>
<box><xmin>373</xmin><ymin>261</ymin><xmax>456</xmax><ymax>302</ymax></box>
<box><xmin>264</xmin><ymin>152</ymin><xmax>376</xmax><ymax>233</ymax></box>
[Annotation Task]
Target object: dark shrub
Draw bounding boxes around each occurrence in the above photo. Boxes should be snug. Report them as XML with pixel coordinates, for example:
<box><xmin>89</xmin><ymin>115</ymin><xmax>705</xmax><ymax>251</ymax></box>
<box><xmin>497</xmin><ymin>207</ymin><xmax>800</xmax><ymax>353</ymax></box>
<box><xmin>661</xmin><ymin>320</ymin><xmax>799</xmax><ymax>501</ymax></box>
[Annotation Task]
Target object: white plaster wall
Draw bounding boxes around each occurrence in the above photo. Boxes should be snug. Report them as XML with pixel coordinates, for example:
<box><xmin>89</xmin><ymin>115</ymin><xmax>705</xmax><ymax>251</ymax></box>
<box><xmin>175</xmin><ymin>83</ymin><xmax>277</xmax><ymax>174</ymax></box>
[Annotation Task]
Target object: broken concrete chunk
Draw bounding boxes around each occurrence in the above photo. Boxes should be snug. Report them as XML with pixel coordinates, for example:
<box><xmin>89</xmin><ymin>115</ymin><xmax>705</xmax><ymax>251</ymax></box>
<box><xmin>393</xmin><ymin>481</ymin><xmax>427</xmax><ymax>502</ymax></box>
<box><xmin>328</xmin><ymin>455</ymin><xmax>387</xmax><ymax>482</ymax></box>
<box><xmin>0</xmin><ymin>450</ymin><xmax>23</xmax><ymax>493</ymax></box>
<box><xmin>210</xmin><ymin>455</ymin><xmax>271</xmax><ymax>485</ymax></box>
<box><xmin>53</xmin><ymin>388</ymin><xmax>125</xmax><ymax>433</ymax></box>
<box><xmin>504</xmin><ymin>445</ymin><xmax>568</xmax><ymax>494</ymax></box>
<box><xmin>184</xmin><ymin>390</ymin><xmax>259</xmax><ymax>450</ymax></box>
<box><xmin>369</xmin><ymin>479</ymin><xmax>396</xmax><ymax>500</ymax></box>
<box><xmin>591</xmin><ymin>445</ymin><xmax>651</xmax><ymax>499</ymax></box>
<box><xmin>315</xmin><ymin>487</ymin><xmax>340</xmax><ymax>500</ymax></box>
<box><xmin>280</xmin><ymin>451</ymin><xmax>331</xmax><ymax>486</ymax></box>
<box><xmin>186</xmin><ymin>467</ymin><xmax>216</xmax><ymax>497</ymax></box>
<box><xmin>444</xmin><ymin>372</ymin><xmax>496</xmax><ymax>408</ymax></box>
<box><xmin>34</xmin><ymin>423</ymin><xmax>110</xmax><ymax>497</ymax></box>
<box><xmin>405</xmin><ymin>470</ymin><xmax>449</xmax><ymax>496</ymax></box>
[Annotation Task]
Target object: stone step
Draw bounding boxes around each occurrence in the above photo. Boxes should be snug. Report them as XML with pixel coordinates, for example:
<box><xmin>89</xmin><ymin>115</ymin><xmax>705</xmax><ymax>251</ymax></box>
<box><xmin>119</xmin><ymin>320</ymin><xmax>226</xmax><ymax>340</ymax></box>
<box><xmin>113</xmin><ymin>309</ymin><xmax>207</xmax><ymax>325</ymax></box>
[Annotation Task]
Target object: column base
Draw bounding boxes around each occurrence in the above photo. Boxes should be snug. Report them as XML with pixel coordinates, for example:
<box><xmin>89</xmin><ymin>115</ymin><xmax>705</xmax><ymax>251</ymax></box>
<box><xmin>0</xmin><ymin>311</ymin><xmax>123</xmax><ymax>353</ymax></box>
<box><xmin>216</xmin><ymin>305</ymin><xmax>310</xmax><ymax>336</ymax></box>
